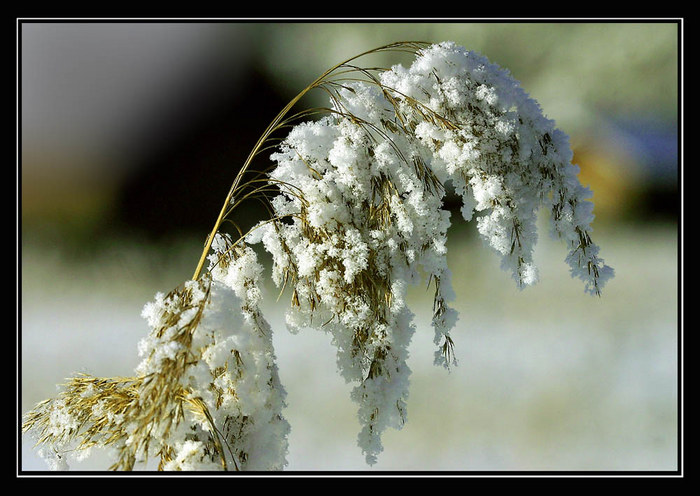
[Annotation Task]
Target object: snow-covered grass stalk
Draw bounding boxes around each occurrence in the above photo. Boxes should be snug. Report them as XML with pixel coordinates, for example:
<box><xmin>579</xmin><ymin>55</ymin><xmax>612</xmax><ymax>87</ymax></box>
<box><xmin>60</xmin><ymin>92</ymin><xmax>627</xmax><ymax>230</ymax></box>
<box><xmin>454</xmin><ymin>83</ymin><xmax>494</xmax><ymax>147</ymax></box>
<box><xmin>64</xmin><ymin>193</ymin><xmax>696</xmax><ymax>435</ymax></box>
<box><xmin>22</xmin><ymin>41</ymin><xmax>613</xmax><ymax>471</ymax></box>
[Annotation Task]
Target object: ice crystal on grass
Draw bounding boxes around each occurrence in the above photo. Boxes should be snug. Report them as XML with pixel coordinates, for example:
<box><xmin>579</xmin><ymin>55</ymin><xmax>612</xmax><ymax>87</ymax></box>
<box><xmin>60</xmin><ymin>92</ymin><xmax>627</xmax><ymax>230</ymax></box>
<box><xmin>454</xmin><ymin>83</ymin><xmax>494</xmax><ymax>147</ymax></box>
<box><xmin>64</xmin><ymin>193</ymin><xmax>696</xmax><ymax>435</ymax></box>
<box><xmin>24</xmin><ymin>247</ymin><xmax>289</xmax><ymax>471</ymax></box>
<box><xmin>247</xmin><ymin>41</ymin><xmax>612</xmax><ymax>463</ymax></box>
<box><xmin>23</xmin><ymin>41</ymin><xmax>612</xmax><ymax>470</ymax></box>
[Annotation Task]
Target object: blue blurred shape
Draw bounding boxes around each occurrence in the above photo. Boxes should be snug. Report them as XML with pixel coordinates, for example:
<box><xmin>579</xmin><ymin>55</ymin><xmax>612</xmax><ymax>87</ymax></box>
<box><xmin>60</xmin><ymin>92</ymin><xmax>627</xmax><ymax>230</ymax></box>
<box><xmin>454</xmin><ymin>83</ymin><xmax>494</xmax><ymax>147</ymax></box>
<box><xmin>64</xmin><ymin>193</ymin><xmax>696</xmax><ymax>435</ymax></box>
<box><xmin>608</xmin><ymin>115</ymin><xmax>678</xmax><ymax>183</ymax></box>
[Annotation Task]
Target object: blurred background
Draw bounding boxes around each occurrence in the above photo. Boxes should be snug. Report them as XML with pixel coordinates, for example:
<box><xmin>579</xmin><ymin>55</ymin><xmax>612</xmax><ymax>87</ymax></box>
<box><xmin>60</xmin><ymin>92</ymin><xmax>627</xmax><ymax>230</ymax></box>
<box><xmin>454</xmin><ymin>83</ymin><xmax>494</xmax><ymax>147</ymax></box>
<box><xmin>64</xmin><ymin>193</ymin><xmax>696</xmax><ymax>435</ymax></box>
<box><xmin>19</xmin><ymin>21</ymin><xmax>680</xmax><ymax>472</ymax></box>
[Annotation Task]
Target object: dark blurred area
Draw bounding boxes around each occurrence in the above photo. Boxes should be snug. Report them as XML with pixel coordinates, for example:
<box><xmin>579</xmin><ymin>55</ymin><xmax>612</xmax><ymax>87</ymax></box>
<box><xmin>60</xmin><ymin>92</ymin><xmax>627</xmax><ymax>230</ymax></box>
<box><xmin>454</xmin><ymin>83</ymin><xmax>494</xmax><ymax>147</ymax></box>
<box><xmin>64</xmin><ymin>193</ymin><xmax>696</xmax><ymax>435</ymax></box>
<box><xmin>113</xmin><ymin>66</ymin><xmax>290</xmax><ymax>242</ymax></box>
<box><xmin>20</xmin><ymin>21</ymin><xmax>680</xmax><ymax>255</ymax></box>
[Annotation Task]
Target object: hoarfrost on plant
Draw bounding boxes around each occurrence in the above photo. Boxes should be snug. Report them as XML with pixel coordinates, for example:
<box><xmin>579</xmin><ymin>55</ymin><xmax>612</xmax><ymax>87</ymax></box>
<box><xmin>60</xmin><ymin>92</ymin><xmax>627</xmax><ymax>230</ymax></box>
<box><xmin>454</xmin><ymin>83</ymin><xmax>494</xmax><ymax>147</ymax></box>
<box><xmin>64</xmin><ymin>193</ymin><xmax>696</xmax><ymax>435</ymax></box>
<box><xmin>23</xmin><ymin>40</ymin><xmax>613</xmax><ymax>471</ymax></box>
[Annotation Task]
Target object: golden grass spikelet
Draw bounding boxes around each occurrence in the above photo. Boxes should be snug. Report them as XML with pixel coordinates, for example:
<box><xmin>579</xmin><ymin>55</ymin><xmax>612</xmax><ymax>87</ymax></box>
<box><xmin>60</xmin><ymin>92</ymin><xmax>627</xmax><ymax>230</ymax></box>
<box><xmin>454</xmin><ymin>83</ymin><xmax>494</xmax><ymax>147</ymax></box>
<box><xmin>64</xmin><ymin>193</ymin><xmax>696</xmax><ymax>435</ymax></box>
<box><xmin>22</xmin><ymin>277</ymin><xmax>237</xmax><ymax>471</ymax></box>
<box><xmin>22</xmin><ymin>374</ymin><xmax>142</xmax><ymax>466</ymax></box>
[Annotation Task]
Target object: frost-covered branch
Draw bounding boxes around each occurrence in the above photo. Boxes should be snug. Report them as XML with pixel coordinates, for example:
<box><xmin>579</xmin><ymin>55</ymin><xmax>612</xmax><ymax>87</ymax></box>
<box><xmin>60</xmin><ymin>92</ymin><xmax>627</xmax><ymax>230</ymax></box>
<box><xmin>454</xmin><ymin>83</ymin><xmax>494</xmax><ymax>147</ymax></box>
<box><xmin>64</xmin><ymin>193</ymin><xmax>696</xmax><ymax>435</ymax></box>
<box><xmin>23</xmin><ymin>41</ymin><xmax>613</xmax><ymax>470</ymax></box>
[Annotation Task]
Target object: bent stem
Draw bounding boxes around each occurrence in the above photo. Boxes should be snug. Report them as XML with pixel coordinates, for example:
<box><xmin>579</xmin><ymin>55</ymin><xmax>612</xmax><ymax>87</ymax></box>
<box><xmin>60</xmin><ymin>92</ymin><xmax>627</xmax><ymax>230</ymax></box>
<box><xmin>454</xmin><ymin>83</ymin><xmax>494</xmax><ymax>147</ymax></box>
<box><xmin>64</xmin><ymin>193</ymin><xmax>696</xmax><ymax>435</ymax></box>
<box><xmin>191</xmin><ymin>41</ymin><xmax>431</xmax><ymax>281</ymax></box>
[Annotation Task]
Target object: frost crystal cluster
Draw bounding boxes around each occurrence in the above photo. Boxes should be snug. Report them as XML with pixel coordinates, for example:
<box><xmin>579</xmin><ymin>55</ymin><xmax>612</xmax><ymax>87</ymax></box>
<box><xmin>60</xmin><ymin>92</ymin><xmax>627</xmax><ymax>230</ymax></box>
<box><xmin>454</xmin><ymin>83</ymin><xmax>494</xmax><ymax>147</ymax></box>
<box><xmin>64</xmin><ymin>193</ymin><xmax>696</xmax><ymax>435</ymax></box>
<box><xmin>23</xmin><ymin>41</ymin><xmax>613</xmax><ymax>470</ymax></box>
<box><xmin>23</xmin><ymin>241</ymin><xmax>289</xmax><ymax>471</ymax></box>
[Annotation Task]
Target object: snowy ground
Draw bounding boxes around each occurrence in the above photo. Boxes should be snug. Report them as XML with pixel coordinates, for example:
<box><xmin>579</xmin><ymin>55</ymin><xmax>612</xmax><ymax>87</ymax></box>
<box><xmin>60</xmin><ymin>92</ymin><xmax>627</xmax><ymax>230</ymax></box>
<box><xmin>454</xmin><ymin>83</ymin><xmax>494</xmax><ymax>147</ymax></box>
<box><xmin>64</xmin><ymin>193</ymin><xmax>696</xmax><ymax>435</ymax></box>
<box><xmin>19</xmin><ymin>222</ymin><xmax>679</xmax><ymax>473</ymax></box>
